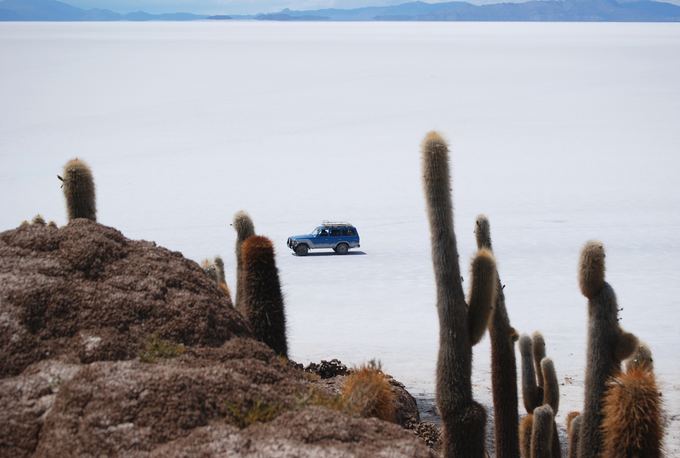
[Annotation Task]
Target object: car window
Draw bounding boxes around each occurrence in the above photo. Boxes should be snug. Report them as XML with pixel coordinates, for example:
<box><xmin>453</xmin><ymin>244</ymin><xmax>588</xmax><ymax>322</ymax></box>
<box><xmin>330</xmin><ymin>228</ymin><xmax>343</xmax><ymax>236</ymax></box>
<box><xmin>319</xmin><ymin>229</ymin><xmax>329</xmax><ymax>236</ymax></box>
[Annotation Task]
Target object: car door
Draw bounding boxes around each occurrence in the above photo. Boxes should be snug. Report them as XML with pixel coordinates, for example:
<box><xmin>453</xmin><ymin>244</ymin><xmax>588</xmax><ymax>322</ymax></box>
<box><xmin>314</xmin><ymin>228</ymin><xmax>332</xmax><ymax>248</ymax></box>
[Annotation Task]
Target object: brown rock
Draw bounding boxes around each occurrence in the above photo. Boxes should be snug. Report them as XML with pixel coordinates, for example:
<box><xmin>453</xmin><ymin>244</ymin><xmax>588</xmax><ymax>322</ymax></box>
<box><xmin>0</xmin><ymin>220</ymin><xmax>433</xmax><ymax>457</ymax></box>
<box><xmin>154</xmin><ymin>406</ymin><xmax>433</xmax><ymax>458</ymax></box>
<box><xmin>0</xmin><ymin>220</ymin><xmax>249</xmax><ymax>377</ymax></box>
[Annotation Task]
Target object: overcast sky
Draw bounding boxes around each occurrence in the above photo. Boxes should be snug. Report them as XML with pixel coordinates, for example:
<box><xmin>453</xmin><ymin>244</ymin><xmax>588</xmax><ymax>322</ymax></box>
<box><xmin>63</xmin><ymin>0</ymin><xmax>538</xmax><ymax>15</ymax></box>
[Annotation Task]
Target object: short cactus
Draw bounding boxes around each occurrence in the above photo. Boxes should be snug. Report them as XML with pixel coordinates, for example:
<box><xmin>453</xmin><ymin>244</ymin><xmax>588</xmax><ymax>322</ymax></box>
<box><xmin>567</xmin><ymin>414</ymin><xmax>582</xmax><ymax>458</ymax></box>
<box><xmin>577</xmin><ymin>241</ymin><xmax>638</xmax><ymax>458</ymax></box>
<box><xmin>532</xmin><ymin>332</ymin><xmax>546</xmax><ymax>390</ymax></box>
<box><xmin>519</xmin><ymin>334</ymin><xmax>543</xmax><ymax>414</ymax></box>
<box><xmin>59</xmin><ymin>158</ymin><xmax>96</xmax><ymax>222</ymax></box>
<box><xmin>341</xmin><ymin>362</ymin><xmax>396</xmax><ymax>423</ymax></box>
<box><xmin>201</xmin><ymin>259</ymin><xmax>219</xmax><ymax>284</ymax></box>
<box><xmin>474</xmin><ymin>214</ymin><xmax>519</xmax><ymax>458</ymax></box>
<box><xmin>241</xmin><ymin>235</ymin><xmax>287</xmax><ymax>357</ymax></box>
<box><xmin>232</xmin><ymin>210</ymin><xmax>255</xmax><ymax>313</ymax></box>
<box><xmin>530</xmin><ymin>405</ymin><xmax>554</xmax><ymax>458</ymax></box>
<box><xmin>601</xmin><ymin>344</ymin><xmax>663</xmax><ymax>458</ymax></box>
<box><xmin>421</xmin><ymin>131</ymin><xmax>497</xmax><ymax>457</ymax></box>
<box><xmin>519</xmin><ymin>414</ymin><xmax>533</xmax><ymax>458</ymax></box>
<box><xmin>31</xmin><ymin>214</ymin><xmax>46</xmax><ymax>225</ymax></box>
<box><xmin>214</xmin><ymin>256</ymin><xmax>226</xmax><ymax>285</ymax></box>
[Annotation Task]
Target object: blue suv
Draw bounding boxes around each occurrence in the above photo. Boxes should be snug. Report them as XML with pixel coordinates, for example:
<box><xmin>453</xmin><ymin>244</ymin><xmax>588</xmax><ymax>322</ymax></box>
<box><xmin>287</xmin><ymin>222</ymin><xmax>360</xmax><ymax>256</ymax></box>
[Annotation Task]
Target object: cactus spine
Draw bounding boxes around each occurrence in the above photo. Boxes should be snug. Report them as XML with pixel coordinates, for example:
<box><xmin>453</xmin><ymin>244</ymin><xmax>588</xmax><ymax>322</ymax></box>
<box><xmin>241</xmin><ymin>235</ymin><xmax>287</xmax><ymax>357</ymax></box>
<box><xmin>232</xmin><ymin>211</ymin><xmax>255</xmax><ymax>313</ymax></box>
<box><xmin>474</xmin><ymin>215</ymin><xmax>519</xmax><ymax>458</ymax></box>
<box><xmin>577</xmin><ymin>241</ymin><xmax>638</xmax><ymax>458</ymax></box>
<box><xmin>421</xmin><ymin>131</ymin><xmax>497</xmax><ymax>458</ymax></box>
<box><xmin>60</xmin><ymin>158</ymin><xmax>96</xmax><ymax>222</ymax></box>
<box><xmin>601</xmin><ymin>344</ymin><xmax>663</xmax><ymax>458</ymax></box>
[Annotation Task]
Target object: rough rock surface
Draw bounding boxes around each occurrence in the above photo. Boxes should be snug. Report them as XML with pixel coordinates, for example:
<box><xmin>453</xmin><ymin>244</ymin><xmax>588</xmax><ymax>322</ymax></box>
<box><xmin>0</xmin><ymin>221</ymin><xmax>434</xmax><ymax>457</ymax></box>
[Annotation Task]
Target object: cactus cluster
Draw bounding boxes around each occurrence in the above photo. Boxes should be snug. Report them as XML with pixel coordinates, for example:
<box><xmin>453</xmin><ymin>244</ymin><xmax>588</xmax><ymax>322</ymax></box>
<box><xmin>418</xmin><ymin>132</ymin><xmax>660</xmax><ymax>458</ymax></box>
<box><xmin>421</xmin><ymin>131</ymin><xmax>497</xmax><ymax>457</ymax></box>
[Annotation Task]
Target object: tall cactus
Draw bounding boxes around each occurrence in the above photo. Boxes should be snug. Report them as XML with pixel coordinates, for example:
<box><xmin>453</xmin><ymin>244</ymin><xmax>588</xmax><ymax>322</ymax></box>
<box><xmin>232</xmin><ymin>210</ymin><xmax>255</xmax><ymax>313</ymax></box>
<box><xmin>577</xmin><ymin>241</ymin><xmax>638</xmax><ymax>458</ymax></box>
<box><xmin>59</xmin><ymin>158</ymin><xmax>96</xmax><ymax>222</ymax></box>
<box><xmin>601</xmin><ymin>344</ymin><xmax>663</xmax><ymax>458</ymax></box>
<box><xmin>474</xmin><ymin>215</ymin><xmax>519</xmax><ymax>458</ymax></box>
<box><xmin>421</xmin><ymin>131</ymin><xmax>497</xmax><ymax>457</ymax></box>
<box><xmin>241</xmin><ymin>235</ymin><xmax>287</xmax><ymax>357</ymax></box>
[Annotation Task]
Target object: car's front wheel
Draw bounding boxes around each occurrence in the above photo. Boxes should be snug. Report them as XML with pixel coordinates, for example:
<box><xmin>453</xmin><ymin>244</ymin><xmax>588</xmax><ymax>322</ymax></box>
<box><xmin>335</xmin><ymin>243</ymin><xmax>349</xmax><ymax>255</ymax></box>
<box><xmin>295</xmin><ymin>244</ymin><xmax>309</xmax><ymax>256</ymax></box>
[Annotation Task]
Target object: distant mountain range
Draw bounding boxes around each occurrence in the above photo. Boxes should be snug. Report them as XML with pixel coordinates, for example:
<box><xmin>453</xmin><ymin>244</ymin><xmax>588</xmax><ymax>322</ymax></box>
<box><xmin>0</xmin><ymin>0</ymin><xmax>205</xmax><ymax>20</ymax></box>
<box><xmin>2</xmin><ymin>0</ymin><xmax>680</xmax><ymax>21</ymax></box>
<box><xmin>253</xmin><ymin>0</ymin><xmax>680</xmax><ymax>21</ymax></box>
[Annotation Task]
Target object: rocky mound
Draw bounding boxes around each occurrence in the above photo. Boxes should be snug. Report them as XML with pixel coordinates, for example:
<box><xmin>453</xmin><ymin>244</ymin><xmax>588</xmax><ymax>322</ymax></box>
<box><xmin>0</xmin><ymin>220</ymin><xmax>434</xmax><ymax>457</ymax></box>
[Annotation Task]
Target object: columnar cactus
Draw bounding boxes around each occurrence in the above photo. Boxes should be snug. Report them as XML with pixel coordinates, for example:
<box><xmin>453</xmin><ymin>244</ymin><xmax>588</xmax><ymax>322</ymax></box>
<box><xmin>540</xmin><ymin>358</ymin><xmax>561</xmax><ymax>458</ymax></box>
<box><xmin>577</xmin><ymin>241</ymin><xmax>638</xmax><ymax>458</ymax></box>
<box><xmin>601</xmin><ymin>344</ymin><xmax>663</xmax><ymax>458</ymax></box>
<box><xmin>241</xmin><ymin>235</ymin><xmax>287</xmax><ymax>357</ymax></box>
<box><xmin>474</xmin><ymin>214</ymin><xmax>519</xmax><ymax>458</ymax></box>
<box><xmin>232</xmin><ymin>211</ymin><xmax>255</xmax><ymax>313</ymax></box>
<box><xmin>567</xmin><ymin>414</ymin><xmax>582</xmax><ymax>458</ymax></box>
<box><xmin>532</xmin><ymin>332</ymin><xmax>546</xmax><ymax>391</ymax></box>
<box><xmin>519</xmin><ymin>335</ymin><xmax>543</xmax><ymax>414</ymax></box>
<box><xmin>214</xmin><ymin>256</ymin><xmax>226</xmax><ymax>285</ymax></box>
<box><xmin>421</xmin><ymin>131</ymin><xmax>497</xmax><ymax>457</ymax></box>
<box><xmin>530</xmin><ymin>405</ymin><xmax>554</xmax><ymax>458</ymax></box>
<box><xmin>519</xmin><ymin>334</ymin><xmax>561</xmax><ymax>458</ymax></box>
<box><xmin>519</xmin><ymin>415</ymin><xmax>533</xmax><ymax>458</ymax></box>
<box><xmin>59</xmin><ymin>158</ymin><xmax>96</xmax><ymax>221</ymax></box>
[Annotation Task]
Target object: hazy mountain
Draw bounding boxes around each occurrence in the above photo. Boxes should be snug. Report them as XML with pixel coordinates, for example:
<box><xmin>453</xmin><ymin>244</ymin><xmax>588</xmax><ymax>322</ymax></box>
<box><xmin>0</xmin><ymin>0</ymin><xmax>205</xmax><ymax>20</ymax></box>
<box><xmin>254</xmin><ymin>0</ymin><xmax>680</xmax><ymax>21</ymax></box>
<box><xmin>2</xmin><ymin>0</ymin><xmax>679</xmax><ymax>21</ymax></box>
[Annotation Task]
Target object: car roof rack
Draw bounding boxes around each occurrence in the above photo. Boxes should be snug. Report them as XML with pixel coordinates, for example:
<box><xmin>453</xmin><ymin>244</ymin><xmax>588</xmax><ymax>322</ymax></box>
<box><xmin>321</xmin><ymin>221</ymin><xmax>353</xmax><ymax>227</ymax></box>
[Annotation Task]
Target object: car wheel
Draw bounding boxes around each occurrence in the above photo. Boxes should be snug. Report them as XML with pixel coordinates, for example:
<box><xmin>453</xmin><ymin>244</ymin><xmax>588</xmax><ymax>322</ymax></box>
<box><xmin>335</xmin><ymin>243</ymin><xmax>349</xmax><ymax>255</ymax></box>
<box><xmin>295</xmin><ymin>244</ymin><xmax>309</xmax><ymax>256</ymax></box>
